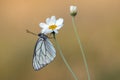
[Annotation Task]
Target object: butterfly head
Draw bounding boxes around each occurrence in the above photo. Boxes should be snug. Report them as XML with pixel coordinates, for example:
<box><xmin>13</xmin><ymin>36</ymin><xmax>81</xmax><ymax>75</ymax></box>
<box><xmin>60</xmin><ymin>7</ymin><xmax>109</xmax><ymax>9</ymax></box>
<box><xmin>38</xmin><ymin>33</ymin><xmax>48</xmax><ymax>40</ymax></box>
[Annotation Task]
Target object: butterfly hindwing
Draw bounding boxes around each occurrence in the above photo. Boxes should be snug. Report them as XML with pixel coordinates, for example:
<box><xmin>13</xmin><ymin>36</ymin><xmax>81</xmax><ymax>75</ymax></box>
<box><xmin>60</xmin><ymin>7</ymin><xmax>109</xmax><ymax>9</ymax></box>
<box><xmin>33</xmin><ymin>34</ymin><xmax>56</xmax><ymax>71</ymax></box>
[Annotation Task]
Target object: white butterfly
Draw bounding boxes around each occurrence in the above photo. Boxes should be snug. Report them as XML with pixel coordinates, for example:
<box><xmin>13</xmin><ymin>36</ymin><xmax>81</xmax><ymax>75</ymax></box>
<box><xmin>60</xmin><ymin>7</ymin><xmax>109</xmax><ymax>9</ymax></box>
<box><xmin>33</xmin><ymin>33</ymin><xmax>56</xmax><ymax>70</ymax></box>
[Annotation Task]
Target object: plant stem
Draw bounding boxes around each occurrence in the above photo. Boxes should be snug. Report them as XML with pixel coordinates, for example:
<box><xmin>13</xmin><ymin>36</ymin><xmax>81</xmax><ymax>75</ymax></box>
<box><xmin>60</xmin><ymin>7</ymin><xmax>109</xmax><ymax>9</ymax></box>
<box><xmin>72</xmin><ymin>16</ymin><xmax>91</xmax><ymax>80</ymax></box>
<box><xmin>53</xmin><ymin>37</ymin><xmax>78</xmax><ymax>80</ymax></box>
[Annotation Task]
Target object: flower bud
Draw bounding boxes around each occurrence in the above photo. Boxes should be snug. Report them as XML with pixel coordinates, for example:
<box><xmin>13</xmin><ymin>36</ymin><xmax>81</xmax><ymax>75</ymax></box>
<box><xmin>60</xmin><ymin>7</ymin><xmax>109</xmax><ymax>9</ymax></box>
<box><xmin>70</xmin><ymin>5</ymin><xmax>77</xmax><ymax>16</ymax></box>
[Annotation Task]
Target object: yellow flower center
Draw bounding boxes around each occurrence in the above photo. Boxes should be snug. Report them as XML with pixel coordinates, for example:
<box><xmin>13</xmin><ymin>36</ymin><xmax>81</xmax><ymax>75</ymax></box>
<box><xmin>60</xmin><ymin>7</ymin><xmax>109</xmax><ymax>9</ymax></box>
<box><xmin>49</xmin><ymin>25</ymin><xmax>57</xmax><ymax>30</ymax></box>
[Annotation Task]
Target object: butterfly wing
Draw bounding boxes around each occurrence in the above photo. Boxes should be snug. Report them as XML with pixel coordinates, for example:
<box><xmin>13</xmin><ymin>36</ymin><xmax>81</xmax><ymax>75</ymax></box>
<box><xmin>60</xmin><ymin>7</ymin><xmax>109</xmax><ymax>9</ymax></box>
<box><xmin>33</xmin><ymin>37</ymin><xmax>56</xmax><ymax>70</ymax></box>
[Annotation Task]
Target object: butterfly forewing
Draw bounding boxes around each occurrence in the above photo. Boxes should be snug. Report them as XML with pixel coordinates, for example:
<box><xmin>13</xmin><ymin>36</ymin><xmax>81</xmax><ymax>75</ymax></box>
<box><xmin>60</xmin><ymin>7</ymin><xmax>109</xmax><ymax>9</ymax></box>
<box><xmin>33</xmin><ymin>34</ymin><xmax>56</xmax><ymax>70</ymax></box>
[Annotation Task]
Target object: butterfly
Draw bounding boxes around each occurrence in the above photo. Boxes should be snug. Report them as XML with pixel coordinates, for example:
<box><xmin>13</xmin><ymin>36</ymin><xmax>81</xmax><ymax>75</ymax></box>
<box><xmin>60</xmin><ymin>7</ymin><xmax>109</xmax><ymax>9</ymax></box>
<box><xmin>32</xmin><ymin>33</ymin><xmax>56</xmax><ymax>70</ymax></box>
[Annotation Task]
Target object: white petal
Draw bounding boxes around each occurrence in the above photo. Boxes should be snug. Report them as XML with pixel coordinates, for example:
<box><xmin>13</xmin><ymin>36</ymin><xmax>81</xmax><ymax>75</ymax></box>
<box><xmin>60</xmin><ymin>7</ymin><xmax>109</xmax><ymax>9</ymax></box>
<box><xmin>56</xmin><ymin>24</ymin><xmax>63</xmax><ymax>30</ymax></box>
<box><xmin>54</xmin><ymin>30</ymin><xmax>58</xmax><ymax>34</ymax></box>
<box><xmin>56</xmin><ymin>18</ymin><xmax>64</xmax><ymax>26</ymax></box>
<box><xmin>41</xmin><ymin>27</ymin><xmax>47</xmax><ymax>33</ymax></box>
<box><xmin>39</xmin><ymin>23</ymin><xmax>48</xmax><ymax>29</ymax></box>
<box><xmin>70</xmin><ymin>6</ymin><xmax>77</xmax><ymax>12</ymax></box>
<box><xmin>46</xmin><ymin>18</ymin><xmax>50</xmax><ymax>25</ymax></box>
<box><xmin>45</xmin><ymin>29</ymin><xmax>52</xmax><ymax>34</ymax></box>
<box><xmin>48</xmin><ymin>16</ymin><xmax>56</xmax><ymax>25</ymax></box>
<box><xmin>51</xmin><ymin>16</ymin><xmax>56</xmax><ymax>23</ymax></box>
<box><xmin>41</xmin><ymin>28</ymin><xmax>52</xmax><ymax>34</ymax></box>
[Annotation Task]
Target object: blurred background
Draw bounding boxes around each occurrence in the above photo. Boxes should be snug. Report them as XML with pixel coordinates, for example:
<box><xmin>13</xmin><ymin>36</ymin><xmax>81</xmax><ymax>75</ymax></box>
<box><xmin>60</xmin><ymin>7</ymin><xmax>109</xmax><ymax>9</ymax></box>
<box><xmin>0</xmin><ymin>0</ymin><xmax>120</xmax><ymax>80</ymax></box>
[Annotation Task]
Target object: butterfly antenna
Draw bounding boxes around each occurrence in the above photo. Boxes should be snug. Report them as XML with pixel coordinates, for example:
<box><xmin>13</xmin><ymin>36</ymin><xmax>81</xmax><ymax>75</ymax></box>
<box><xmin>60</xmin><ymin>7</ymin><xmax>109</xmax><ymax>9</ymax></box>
<box><xmin>26</xmin><ymin>29</ymin><xmax>38</xmax><ymax>36</ymax></box>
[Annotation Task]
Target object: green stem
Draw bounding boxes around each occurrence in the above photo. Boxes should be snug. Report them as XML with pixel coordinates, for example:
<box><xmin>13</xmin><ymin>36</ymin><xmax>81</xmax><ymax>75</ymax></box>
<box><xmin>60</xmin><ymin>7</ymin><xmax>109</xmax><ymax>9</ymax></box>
<box><xmin>72</xmin><ymin>16</ymin><xmax>91</xmax><ymax>80</ymax></box>
<box><xmin>54</xmin><ymin>37</ymin><xmax>78</xmax><ymax>80</ymax></box>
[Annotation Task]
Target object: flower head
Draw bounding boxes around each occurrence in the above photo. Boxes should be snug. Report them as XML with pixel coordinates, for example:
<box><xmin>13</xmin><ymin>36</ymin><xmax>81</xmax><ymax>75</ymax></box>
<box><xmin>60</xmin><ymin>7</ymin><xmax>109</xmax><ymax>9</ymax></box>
<box><xmin>39</xmin><ymin>16</ymin><xmax>64</xmax><ymax>34</ymax></box>
<box><xmin>70</xmin><ymin>5</ymin><xmax>77</xmax><ymax>16</ymax></box>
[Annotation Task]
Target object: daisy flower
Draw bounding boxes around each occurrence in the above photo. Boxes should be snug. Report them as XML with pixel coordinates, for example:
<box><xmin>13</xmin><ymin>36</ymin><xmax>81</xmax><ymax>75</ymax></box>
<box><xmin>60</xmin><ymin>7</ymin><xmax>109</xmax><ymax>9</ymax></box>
<box><xmin>39</xmin><ymin>16</ymin><xmax>64</xmax><ymax>34</ymax></box>
<box><xmin>70</xmin><ymin>5</ymin><xmax>77</xmax><ymax>16</ymax></box>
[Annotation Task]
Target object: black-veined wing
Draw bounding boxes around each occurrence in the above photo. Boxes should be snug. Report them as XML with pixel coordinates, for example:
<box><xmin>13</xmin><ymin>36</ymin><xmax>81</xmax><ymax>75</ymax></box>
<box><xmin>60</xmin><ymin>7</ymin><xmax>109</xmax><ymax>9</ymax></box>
<box><xmin>33</xmin><ymin>33</ymin><xmax>56</xmax><ymax>70</ymax></box>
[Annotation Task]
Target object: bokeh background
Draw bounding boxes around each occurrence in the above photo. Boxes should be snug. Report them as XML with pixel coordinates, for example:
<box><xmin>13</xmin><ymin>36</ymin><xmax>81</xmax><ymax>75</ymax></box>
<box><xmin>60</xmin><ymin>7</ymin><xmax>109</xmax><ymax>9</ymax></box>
<box><xmin>0</xmin><ymin>0</ymin><xmax>120</xmax><ymax>80</ymax></box>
